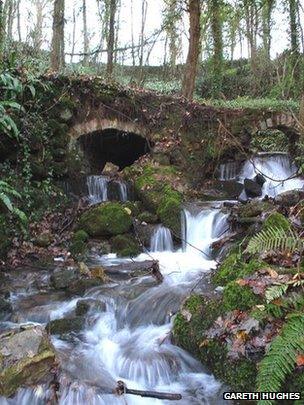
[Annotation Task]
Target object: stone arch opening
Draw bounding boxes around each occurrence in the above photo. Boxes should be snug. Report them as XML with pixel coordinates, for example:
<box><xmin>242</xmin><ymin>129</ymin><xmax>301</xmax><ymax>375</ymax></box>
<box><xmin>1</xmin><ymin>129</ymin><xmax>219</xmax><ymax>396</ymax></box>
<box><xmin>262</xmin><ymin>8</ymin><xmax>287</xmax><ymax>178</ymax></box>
<box><xmin>78</xmin><ymin>128</ymin><xmax>152</xmax><ymax>173</ymax></box>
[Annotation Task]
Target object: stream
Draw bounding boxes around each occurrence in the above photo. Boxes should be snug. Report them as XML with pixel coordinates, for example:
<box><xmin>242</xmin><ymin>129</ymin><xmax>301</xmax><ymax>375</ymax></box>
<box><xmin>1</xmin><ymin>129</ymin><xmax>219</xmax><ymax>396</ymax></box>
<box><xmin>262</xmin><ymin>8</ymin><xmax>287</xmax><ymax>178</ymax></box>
<box><xmin>1</xmin><ymin>153</ymin><xmax>304</xmax><ymax>404</ymax></box>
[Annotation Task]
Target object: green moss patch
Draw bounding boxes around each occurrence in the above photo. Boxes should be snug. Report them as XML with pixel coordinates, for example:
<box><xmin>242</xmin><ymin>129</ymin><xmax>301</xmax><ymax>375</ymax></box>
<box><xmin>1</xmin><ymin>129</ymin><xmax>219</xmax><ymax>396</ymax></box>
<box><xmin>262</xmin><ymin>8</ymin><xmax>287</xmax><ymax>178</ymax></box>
<box><xmin>222</xmin><ymin>281</ymin><xmax>262</xmax><ymax>312</ymax></box>
<box><xmin>79</xmin><ymin>202</ymin><xmax>132</xmax><ymax>237</ymax></box>
<box><xmin>212</xmin><ymin>252</ymin><xmax>266</xmax><ymax>286</ymax></box>
<box><xmin>110</xmin><ymin>234</ymin><xmax>141</xmax><ymax>257</ymax></box>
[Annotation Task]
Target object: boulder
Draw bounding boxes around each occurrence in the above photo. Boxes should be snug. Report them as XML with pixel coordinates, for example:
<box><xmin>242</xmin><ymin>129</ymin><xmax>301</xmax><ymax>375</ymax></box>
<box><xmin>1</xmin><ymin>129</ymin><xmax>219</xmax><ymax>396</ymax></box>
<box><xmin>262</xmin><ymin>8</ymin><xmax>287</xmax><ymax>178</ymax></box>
<box><xmin>254</xmin><ymin>173</ymin><xmax>266</xmax><ymax>186</ymax></box>
<box><xmin>102</xmin><ymin>162</ymin><xmax>119</xmax><ymax>175</ymax></box>
<box><xmin>33</xmin><ymin>231</ymin><xmax>53</xmax><ymax>248</ymax></box>
<box><xmin>75</xmin><ymin>298</ymin><xmax>106</xmax><ymax>316</ymax></box>
<box><xmin>46</xmin><ymin>317</ymin><xmax>85</xmax><ymax>335</ymax></box>
<box><xmin>275</xmin><ymin>189</ymin><xmax>304</xmax><ymax>207</ymax></box>
<box><xmin>244</xmin><ymin>178</ymin><xmax>262</xmax><ymax>198</ymax></box>
<box><xmin>0</xmin><ymin>326</ymin><xmax>56</xmax><ymax>397</ymax></box>
<box><xmin>50</xmin><ymin>266</ymin><xmax>79</xmax><ymax>290</ymax></box>
<box><xmin>137</xmin><ymin>211</ymin><xmax>158</xmax><ymax>224</ymax></box>
<box><xmin>110</xmin><ymin>234</ymin><xmax>141</xmax><ymax>257</ymax></box>
<box><xmin>79</xmin><ymin>202</ymin><xmax>132</xmax><ymax>237</ymax></box>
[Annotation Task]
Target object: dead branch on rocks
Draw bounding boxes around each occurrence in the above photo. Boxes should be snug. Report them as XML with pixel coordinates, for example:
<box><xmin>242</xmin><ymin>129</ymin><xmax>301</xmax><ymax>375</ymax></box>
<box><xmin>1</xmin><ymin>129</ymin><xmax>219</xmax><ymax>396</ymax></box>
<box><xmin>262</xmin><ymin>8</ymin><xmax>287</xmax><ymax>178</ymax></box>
<box><xmin>114</xmin><ymin>380</ymin><xmax>182</xmax><ymax>401</ymax></box>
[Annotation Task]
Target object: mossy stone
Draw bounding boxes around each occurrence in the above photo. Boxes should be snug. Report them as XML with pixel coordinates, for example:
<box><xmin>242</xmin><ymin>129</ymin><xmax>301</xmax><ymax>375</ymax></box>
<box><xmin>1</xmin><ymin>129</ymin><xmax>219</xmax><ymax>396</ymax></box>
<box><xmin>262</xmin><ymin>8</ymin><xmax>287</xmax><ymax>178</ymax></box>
<box><xmin>79</xmin><ymin>202</ymin><xmax>132</xmax><ymax>237</ymax></box>
<box><xmin>110</xmin><ymin>234</ymin><xmax>141</xmax><ymax>257</ymax></box>
<box><xmin>223</xmin><ymin>281</ymin><xmax>262</xmax><ymax>311</ymax></box>
<box><xmin>212</xmin><ymin>252</ymin><xmax>266</xmax><ymax>286</ymax></box>
<box><xmin>70</xmin><ymin>230</ymin><xmax>89</xmax><ymax>256</ymax></box>
<box><xmin>137</xmin><ymin>211</ymin><xmax>158</xmax><ymax>224</ymax></box>
<box><xmin>46</xmin><ymin>317</ymin><xmax>85</xmax><ymax>335</ymax></box>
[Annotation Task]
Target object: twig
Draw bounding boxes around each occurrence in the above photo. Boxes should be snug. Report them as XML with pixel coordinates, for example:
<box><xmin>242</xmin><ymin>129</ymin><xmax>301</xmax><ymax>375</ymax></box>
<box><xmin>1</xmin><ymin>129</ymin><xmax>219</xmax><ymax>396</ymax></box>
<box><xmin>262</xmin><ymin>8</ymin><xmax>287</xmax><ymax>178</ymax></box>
<box><xmin>114</xmin><ymin>380</ymin><xmax>182</xmax><ymax>401</ymax></box>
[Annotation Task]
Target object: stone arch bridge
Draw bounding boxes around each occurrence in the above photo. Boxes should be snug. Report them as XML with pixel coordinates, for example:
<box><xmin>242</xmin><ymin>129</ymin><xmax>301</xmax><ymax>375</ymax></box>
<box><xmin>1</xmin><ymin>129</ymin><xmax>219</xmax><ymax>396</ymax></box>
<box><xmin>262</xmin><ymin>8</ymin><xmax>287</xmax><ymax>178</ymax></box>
<box><xmin>42</xmin><ymin>75</ymin><xmax>301</xmax><ymax>177</ymax></box>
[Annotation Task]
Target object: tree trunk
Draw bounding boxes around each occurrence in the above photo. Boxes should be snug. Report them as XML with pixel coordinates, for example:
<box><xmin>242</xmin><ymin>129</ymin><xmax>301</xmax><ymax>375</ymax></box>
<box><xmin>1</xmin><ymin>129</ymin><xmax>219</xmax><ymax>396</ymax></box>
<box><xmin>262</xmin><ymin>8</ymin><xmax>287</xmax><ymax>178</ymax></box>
<box><xmin>138</xmin><ymin>0</ymin><xmax>148</xmax><ymax>82</ymax></box>
<box><xmin>262</xmin><ymin>0</ymin><xmax>274</xmax><ymax>59</ymax></box>
<box><xmin>16</xmin><ymin>0</ymin><xmax>21</xmax><ymax>42</ymax></box>
<box><xmin>51</xmin><ymin>0</ymin><xmax>65</xmax><ymax>71</ymax></box>
<box><xmin>210</xmin><ymin>0</ymin><xmax>223</xmax><ymax>97</ymax></box>
<box><xmin>82</xmin><ymin>0</ymin><xmax>89</xmax><ymax>65</ymax></box>
<box><xmin>181</xmin><ymin>0</ymin><xmax>201</xmax><ymax>100</ymax></box>
<box><xmin>70</xmin><ymin>6</ymin><xmax>76</xmax><ymax>63</ymax></box>
<box><xmin>6</xmin><ymin>0</ymin><xmax>15</xmax><ymax>44</ymax></box>
<box><xmin>0</xmin><ymin>0</ymin><xmax>4</xmax><ymax>63</ymax></box>
<box><xmin>130</xmin><ymin>0</ymin><xmax>135</xmax><ymax>66</ymax></box>
<box><xmin>289</xmin><ymin>0</ymin><xmax>299</xmax><ymax>54</ymax></box>
<box><xmin>33</xmin><ymin>0</ymin><xmax>44</xmax><ymax>50</ymax></box>
<box><xmin>106</xmin><ymin>0</ymin><xmax>116</xmax><ymax>77</ymax></box>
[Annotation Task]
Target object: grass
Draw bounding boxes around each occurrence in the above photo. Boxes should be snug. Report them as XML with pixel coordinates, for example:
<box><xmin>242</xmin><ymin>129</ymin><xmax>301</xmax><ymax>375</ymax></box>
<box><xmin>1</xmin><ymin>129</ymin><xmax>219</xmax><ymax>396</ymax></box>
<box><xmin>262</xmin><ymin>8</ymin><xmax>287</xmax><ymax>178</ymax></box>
<box><xmin>196</xmin><ymin>96</ymin><xmax>300</xmax><ymax>111</ymax></box>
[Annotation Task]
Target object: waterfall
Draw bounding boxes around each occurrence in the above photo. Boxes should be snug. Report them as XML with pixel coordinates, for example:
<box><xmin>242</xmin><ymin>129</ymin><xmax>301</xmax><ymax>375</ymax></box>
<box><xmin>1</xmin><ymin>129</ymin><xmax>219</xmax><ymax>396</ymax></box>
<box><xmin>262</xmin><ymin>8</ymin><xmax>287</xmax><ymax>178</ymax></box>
<box><xmin>87</xmin><ymin>176</ymin><xmax>130</xmax><ymax>203</ymax></box>
<box><xmin>219</xmin><ymin>161</ymin><xmax>238</xmax><ymax>180</ymax></box>
<box><xmin>181</xmin><ymin>209</ymin><xmax>229</xmax><ymax>258</ymax></box>
<box><xmin>117</xmin><ymin>180</ymin><xmax>128</xmax><ymax>202</ymax></box>
<box><xmin>239</xmin><ymin>154</ymin><xmax>304</xmax><ymax>198</ymax></box>
<box><xmin>219</xmin><ymin>153</ymin><xmax>304</xmax><ymax>198</ymax></box>
<box><xmin>87</xmin><ymin>175</ymin><xmax>108</xmax><ymax>204</ymax></box>
<box><xmin>150</xmin><ymin>226</ymin><xmax>174</xmax><ymax>252</ymax></box>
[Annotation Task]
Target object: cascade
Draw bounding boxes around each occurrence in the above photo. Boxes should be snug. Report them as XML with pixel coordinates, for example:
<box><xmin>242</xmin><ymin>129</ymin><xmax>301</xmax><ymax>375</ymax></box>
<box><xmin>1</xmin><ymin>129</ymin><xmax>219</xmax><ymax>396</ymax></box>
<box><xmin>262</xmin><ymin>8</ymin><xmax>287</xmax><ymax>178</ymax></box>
<box><xmin>1</xmin><ymin>206</ymin><xmax>230</xmax><ymax>405</ymax></box>
<box><xmin>220</xmin><ymin>153</ymin><xmax>304</xmax><ymax>198</ymax></box>
<box><xmin>87</xmin><ymin>175</ymin><xmax>109</xmax><ymax>204</ymax></box>
<box><xmin>150</xmin><ymin>226</ymin><xmax>174</xmax><ymax>252</ymax></box>
<box><xmin>117</xmin><ymin>180</ymin><xmax>128</xmax><ymax>202</ymax></box>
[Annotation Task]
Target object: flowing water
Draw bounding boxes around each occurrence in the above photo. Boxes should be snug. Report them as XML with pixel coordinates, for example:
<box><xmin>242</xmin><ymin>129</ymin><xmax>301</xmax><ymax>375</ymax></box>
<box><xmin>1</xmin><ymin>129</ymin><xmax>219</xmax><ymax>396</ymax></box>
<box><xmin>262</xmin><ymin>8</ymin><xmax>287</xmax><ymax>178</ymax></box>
<box><xmin>87</xmin><ymin>176</ymin><xmax>129</xmax><ymax>204</ymax></box>
<box><xmin>87</xmin><ymin>175</ymin><xmax>109</xmax><ymax>204</ymax></box>
<box><xmin>219</xmin><ymin>153</ymin><xmax>304</xmax><ymax>198</ymax></box>
<box><xmin>0</xmin><ymin>206</ymin><xmax>230</xmax><ymax>405</ymax></box>
<box><xmin>150</xmin><ymin>226</ymin><xmax>174</xmax><ymax>252</ymax></box>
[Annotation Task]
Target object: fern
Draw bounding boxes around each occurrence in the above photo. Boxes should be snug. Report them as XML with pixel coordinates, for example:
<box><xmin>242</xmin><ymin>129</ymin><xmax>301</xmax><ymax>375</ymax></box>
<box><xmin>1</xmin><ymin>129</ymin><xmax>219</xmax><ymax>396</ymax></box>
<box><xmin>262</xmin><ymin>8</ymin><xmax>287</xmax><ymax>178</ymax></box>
<box><xmin>256</xmin><ymin>314</ymin><xmax>304</xmax><ymax>405</ymax></box>
<box><xmin>245</xmin><ymin>226</ymin><xmax>303</xmax><ymax>255</ymax></box>
<box><xmin>265</xmin><ymin>284</ymin><xmax>289</xmax><ymax>303</ymax></box>
<box><xmin>0</xmin><ymin>181</ymin><xmax>27</xmax><ymax>225</ymax></box>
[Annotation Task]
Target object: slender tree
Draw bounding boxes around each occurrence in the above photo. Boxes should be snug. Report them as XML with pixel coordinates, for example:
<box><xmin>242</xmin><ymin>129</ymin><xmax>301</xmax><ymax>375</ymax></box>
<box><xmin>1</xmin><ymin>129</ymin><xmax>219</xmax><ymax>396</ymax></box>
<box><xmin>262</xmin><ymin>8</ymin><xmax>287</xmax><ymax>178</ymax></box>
<box><xmin>82</xmin><ymin>0</ymin><xmax>89</xmax><ymax>65</ymax></box>
<box><xmin>163</xmin><ymin>0</ymin><xmax>182</xmax><ymax>76</ymax></box>
<box><xmin>51</xmin><ymin>0</ymin><xmax>65</xmax><ymax>70</ymax></box>
<box><xmin>106</xmin><ymin>0</ymin><xmax>117</xmax><ymax>77</ymax></box>
<box><xmin>288</xmin><ymin>0</ymin><xmax>299</xmax><ymax>54</ymax></box>
<box><xmin>210</xmin><ymin>0</ymin><xmax>223</xmax><ymax>97</ymax></box>
<box><xmin>182</xmin><ymin>0</ymin><xmax>201</xmax><ymax>99</ymax></box>
<box><xmin>262</xmin><ymin>0</ymin><xmax>275</xmax><ymax>59</ymax></box>
<box><xmin>0</xmin><ymin>0</ymin><xmax>4</xmax><ymax>64</ymax></box>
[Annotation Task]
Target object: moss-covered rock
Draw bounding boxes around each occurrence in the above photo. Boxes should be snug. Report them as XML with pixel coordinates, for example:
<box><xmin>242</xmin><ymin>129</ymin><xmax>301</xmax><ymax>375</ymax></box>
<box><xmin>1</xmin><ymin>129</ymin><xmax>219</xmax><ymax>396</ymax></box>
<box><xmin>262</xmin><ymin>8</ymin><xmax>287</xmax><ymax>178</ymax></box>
<box><xmin>110</xmin><ymin>234</ymin><xmax>141</xmax><ymax>257</ymax></box>
<box><xmin>130</xmin><ymin>164</ymin><xmax>183</xmax><ymax>235</ymax></box>
<box><xmin>69</xmin><ymin>230</ymin><xmax>89</xmax><ymax>257</ymax></box>
<box><xmin>262</xmin><ymin>212</ymin><xmax>291</xmax><ymax>232</ymax></box>
<box><xmin>222</xmin><ymin>281</ymin><xmax>262</xmax><ymax>311</ymax></box>
<box><xmin>173</xmin><ymin>295</ymin><xmax>257</xmax><ymax>391</ymax></box>
<box><xmin>212</xmin><ymin>252</ymin><xmax>266</xmax><ymax>286</ymax></box>
<box><xmin>46</xmin><ymin>317</ymin><xmax>85</xmax><ymax>335</ymax></box>
<box><xmin>79</xmin><ymin>202</ymin><xmax>132</xmax><ymax>237</ymax></box>
<box><xmin>137</xmin><ymin>211</ymin><xmax>158</xmax><ymax>224</ymax></box>
<box><xmin>157</xmin><ymin>187</ymin><xmax>182</xmax><ymax>235</ymax></box>
<box><xmin>0</xmin><ymin>326</ymin><xmax>56</xmax><ymax>397</ymax></box>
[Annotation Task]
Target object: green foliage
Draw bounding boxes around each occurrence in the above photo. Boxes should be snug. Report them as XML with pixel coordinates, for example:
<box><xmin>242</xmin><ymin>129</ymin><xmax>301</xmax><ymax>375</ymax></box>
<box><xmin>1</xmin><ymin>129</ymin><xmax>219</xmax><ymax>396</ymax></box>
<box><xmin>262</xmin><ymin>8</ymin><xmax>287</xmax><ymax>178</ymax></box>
<box><xmin>197</xmin><ymin>96</ymin><xmax>300</xmax><ymax>111</ymax></box>
<box><xmin>0</xmin><ymin>180</ymin><xmax>27</xmax><ymax>225</ymax></box>
<box><xmin>265</xmin><ymin>284</ymin><xmax>289</xmax><ymax>303</ymax></box>
<box><xmin>246</xmin><ymin>227</ymin><xmax>302</xmax><ymax>255</ymax></box>
<box><xmin>256</xmin><ymin>314</ymin><xmax>304</xmax><ymax>405</ymax></box>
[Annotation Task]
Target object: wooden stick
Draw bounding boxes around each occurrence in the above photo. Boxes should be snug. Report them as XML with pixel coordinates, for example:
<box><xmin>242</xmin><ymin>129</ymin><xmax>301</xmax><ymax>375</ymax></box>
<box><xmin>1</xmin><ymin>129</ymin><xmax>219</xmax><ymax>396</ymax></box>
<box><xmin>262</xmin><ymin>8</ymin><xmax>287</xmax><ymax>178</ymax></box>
<box><xmin>114</xmin><ymin>380</ymin><xmax>182</xmax><ymax>401</ymax></box>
